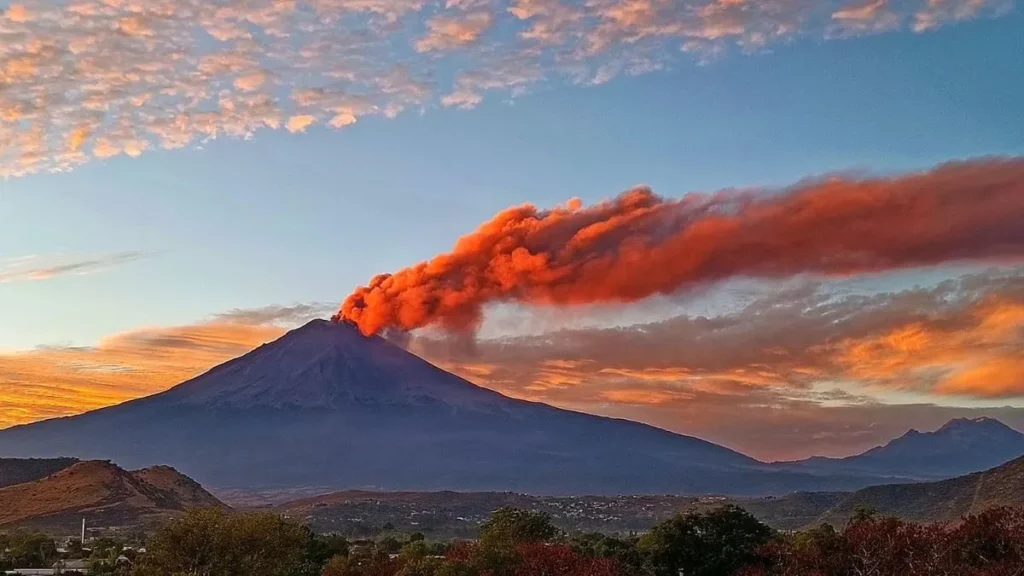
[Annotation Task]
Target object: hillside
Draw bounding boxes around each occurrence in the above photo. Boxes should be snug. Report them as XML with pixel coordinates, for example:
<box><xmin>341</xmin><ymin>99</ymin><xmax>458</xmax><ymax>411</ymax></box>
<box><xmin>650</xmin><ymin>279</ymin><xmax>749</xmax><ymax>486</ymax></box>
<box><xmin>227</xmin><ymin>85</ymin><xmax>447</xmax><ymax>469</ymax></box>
<box><xmin>271</xmin><ymin>458</ymin><xmax>1024</xmax><ymax>537</ymax></box>
<box><xmin>273</xmin><ymin>489</ymin><xmax>852</xmax><ymax>537</ymax></box>
<box><xmin>132</xmin><ymin>465</ymin><xmax>226</xmax><ymax>509</ymax></box>
<box><xmin>0</xmin><ymin>460</ymin><xmax>227</xmax><ymax>534</ymax></box>
<box><xmin>811</xmin><ymin>455</ymin><xmax>1024</xmax><ymax>526</ymax></box>
<box><xmin>0</xmin><ymin>457</ymin><xmax>78</xmax><ymax>489</ymax></box>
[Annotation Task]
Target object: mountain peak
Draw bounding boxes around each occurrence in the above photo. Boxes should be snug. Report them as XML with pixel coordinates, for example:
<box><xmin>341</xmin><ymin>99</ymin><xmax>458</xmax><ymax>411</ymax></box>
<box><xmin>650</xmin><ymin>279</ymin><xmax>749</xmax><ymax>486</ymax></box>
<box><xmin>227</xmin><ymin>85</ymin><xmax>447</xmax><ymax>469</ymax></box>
<box><xmin>936</xmin><ymin>417</ymin><xmax>1018</xmax><ymax>435</ymax></box>
<box><xmin>155</xmin><ymin>317</ymin><xmax>507</xmax><ymax>410</ymax></box>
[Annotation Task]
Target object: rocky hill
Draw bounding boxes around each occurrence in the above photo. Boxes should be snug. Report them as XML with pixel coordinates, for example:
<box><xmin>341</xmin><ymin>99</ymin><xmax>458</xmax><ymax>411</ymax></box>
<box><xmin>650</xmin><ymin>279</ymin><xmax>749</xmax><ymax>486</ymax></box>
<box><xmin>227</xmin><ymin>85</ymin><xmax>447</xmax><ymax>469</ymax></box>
<box><xmin>0</xmin><ymin>460</ymin><xmax>226</xmax><ymax>534</ymax></box>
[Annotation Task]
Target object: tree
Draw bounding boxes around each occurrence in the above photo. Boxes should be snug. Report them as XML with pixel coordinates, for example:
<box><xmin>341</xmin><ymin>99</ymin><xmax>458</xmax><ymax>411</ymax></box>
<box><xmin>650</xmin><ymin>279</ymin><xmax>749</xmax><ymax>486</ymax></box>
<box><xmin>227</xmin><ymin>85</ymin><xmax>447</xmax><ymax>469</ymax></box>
<box><xmin>323</xmin><ymin>549</ymin><xmax>397</xmax><ymax>576</ymax></box>
<box><xmin>571</xmin><ymin>533</ymin><xmax>645</xmax><ymax>576</ymax></box>
<box><xmin>639</xmin><ymin>506</ymin><xmax>774</xmax><ymax>576</ymax></box>
<box><xmin>3</xmin><ymin>531</ymin><xmax>59</xmax><ymax>569</ymax></box>
<box><xmin>133</xmin><ymin>508</ymin><xmax>310</xmax><ymax>576</ymax></box>
<box><xmin>948</xmin><ymin>507</ymin><xmax>1024</xmax><ymax>574</ymax></box>
<box><xmin>479</xmin><ymin>508</ymin><xmax>559</xmax><ymax>548</ymax></box>
<box><xmin>378</xmin><ymin>536</ymin><xmax>403</xmax><ymax>554</ymax></box>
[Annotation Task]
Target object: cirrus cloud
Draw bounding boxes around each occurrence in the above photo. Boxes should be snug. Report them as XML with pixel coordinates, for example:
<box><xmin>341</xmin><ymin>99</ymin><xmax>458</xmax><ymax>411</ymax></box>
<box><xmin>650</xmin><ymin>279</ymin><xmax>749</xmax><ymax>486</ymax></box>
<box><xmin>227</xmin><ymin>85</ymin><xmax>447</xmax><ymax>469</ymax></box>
<box><xmin>0</xmin><ymin>252</ymin><xmax>146</xmax><ymax>284</ymax></box>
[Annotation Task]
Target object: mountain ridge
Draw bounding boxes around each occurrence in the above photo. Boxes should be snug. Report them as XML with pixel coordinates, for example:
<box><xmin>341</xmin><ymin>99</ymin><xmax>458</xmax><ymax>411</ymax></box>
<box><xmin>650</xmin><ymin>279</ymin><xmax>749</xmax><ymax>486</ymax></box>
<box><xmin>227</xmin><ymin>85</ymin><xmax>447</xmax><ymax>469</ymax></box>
<box><xmin>778</xmin><ymin>415</ymin><xmax>1024</xmax><ymax>480</ymax></box>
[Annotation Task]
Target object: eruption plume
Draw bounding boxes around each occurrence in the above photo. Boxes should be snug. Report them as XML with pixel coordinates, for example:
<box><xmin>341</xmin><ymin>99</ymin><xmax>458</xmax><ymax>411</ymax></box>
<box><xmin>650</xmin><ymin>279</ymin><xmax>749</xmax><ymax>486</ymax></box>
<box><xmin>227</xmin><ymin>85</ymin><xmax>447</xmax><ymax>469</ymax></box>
<box><xmin>336</xmin><ymin>157</ymin><xmax>1024</xmax><ymax>336</ymax></box>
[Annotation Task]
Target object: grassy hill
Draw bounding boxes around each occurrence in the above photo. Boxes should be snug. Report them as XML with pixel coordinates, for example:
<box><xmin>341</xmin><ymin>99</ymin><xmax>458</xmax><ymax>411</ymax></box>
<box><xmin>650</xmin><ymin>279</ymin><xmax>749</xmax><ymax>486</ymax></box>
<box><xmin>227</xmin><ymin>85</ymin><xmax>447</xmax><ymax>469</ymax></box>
<box><xmin>0</xmin><ymin>460</ymin><xmax>226</xmax><ymax>535</ymax></box>
<box><xmin>811</xmin><ymin>455</ymin><xmax>1024</xmax><ymax>526</ymax></box>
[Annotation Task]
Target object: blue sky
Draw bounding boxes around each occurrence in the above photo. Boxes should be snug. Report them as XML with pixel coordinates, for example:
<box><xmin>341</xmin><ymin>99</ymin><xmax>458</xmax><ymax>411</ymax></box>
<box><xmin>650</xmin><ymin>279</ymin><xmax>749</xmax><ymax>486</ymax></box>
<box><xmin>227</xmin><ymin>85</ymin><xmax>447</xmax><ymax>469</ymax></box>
<box><xmin>2</xmin><ymin>0</ymin><xmax>1024</xmax><ymax>457</ymax></box>
<box><xmin>3</xmin><ymin>7</ymin><xmax>1021</xmax><ymax>349</ymax></box>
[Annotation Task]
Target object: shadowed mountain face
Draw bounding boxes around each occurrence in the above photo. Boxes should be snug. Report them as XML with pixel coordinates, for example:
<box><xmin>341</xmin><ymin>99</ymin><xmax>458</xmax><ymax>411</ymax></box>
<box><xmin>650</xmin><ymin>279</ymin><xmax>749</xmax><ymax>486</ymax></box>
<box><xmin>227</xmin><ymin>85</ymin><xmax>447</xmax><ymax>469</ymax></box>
<box><xmin>0</xmin><ymin>457</ymin><xmax>78</xmax><ymax>489</ymax></box>
<box><xmin>780</xmin><ymin>417</ymin><xmax>1024</xmax><ymax>481</ymax></box>
<box><xmin>0</xmin><ymin>320</ymin><xmax>842</xmax><ymax>496</ymax></box>
<box><xmin>0</xmin><ymin>320</ymin><xmax>1020</xmax><ymax>496</ymax></box>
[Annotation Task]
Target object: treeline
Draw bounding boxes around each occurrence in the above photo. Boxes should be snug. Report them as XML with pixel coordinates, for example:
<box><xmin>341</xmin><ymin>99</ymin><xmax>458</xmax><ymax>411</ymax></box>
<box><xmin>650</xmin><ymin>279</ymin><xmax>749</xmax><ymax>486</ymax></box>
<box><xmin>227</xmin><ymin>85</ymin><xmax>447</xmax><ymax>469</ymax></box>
<box><xmin>0</xmin><ymin>532</ymin><xmax>141</xmax><ymax>574</ymax></box>
<box><xmin>5</xmin><ymin>505</ymin><xmax>1024</xmax><ymax>575</ymax></box>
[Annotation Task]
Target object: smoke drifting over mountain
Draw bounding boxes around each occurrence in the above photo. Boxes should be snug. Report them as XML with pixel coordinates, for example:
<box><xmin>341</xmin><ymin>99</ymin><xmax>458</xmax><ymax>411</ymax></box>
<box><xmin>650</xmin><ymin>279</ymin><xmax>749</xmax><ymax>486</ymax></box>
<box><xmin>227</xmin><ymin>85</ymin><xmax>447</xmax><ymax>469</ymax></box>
<box><xmin>336</xmin><ymin>158</ymin><xmax>1024</xmax><ymax>336</ymax></box>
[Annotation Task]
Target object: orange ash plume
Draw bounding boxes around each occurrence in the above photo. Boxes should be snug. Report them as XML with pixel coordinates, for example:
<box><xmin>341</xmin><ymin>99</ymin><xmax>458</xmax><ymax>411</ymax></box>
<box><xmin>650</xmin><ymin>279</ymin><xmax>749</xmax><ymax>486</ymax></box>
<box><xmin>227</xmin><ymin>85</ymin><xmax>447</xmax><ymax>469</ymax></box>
<box><xmin>335</xmin><ymin>157</ymin><xmax>1024</xmax><ymax>336</ymax></box>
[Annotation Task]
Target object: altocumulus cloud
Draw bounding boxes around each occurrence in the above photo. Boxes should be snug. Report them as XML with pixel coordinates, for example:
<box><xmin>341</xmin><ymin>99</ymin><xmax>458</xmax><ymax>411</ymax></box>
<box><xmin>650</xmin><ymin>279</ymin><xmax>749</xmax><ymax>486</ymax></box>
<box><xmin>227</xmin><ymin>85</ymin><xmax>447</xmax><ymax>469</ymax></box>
<box><xmin>0</xmin><ymin>0</ymin><xmax>1012</xmax><ymax>177</ymax></box>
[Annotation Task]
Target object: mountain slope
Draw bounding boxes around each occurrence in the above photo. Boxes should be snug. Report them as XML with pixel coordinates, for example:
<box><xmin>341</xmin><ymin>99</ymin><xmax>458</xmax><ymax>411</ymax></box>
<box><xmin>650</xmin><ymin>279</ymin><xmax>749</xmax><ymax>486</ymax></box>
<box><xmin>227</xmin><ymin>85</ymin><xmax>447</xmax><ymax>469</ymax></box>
<box><xmin>132</xmin><ymin>465</ymin><xmax>228</xmax><ymax>509</ymax></box>
<box><xmin>813</xmin><ymin>455</ymin><xmax>1024</xmax><ymax>526</ymax></box>
<box><xmin>0</xmin><ymin>320</ymin><xmax>861</xmax><ymax>496</ymax></box>
<box><xmin>0</xmin><ymin>460</ymin><xmax>226</xmax><ymax>533</ymax></box>
<box><xmin>778</xmin><ymin>417</ymin><xmax>1024</xmax><ymax>481</ymax></box>
<box><xmin>0</xmin><ymin>457</ymin><xmax>78</xmax><ymax>489</ymax></box>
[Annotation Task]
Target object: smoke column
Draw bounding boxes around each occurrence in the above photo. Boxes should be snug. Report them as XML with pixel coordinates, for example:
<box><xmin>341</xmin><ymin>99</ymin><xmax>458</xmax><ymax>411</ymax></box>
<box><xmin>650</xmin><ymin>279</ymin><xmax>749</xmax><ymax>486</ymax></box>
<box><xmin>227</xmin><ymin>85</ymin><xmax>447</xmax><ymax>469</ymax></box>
<box><xmin>336</xmin><ymin>157</ymin><xmax>1024</xmax><ymax>336</ymax></box>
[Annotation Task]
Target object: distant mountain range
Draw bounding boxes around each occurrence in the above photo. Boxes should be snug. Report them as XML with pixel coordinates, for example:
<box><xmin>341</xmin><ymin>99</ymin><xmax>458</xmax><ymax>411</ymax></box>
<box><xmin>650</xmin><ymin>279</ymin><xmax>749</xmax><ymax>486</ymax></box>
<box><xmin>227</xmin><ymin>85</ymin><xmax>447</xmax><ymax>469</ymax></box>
<box><xmin>0</xmin><ymin>460</ymin><xmax>224</xmax><ymax>534</ymax></box>
<box><xmin>0</xmin><ymin>320</ymin><xmax>1021</xmax><ymax>496</ymax></box>
<box><xmin>776</xmin><ymin>417</ymin><xmax>1024</xmax><ymax>481</ymax></box>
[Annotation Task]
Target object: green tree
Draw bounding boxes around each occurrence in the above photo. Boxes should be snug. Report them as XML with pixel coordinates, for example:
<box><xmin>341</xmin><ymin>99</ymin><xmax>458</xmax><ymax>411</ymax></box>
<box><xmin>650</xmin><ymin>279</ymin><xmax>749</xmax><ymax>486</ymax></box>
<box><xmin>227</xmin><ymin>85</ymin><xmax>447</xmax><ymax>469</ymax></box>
<box><xmin>478</xmin><ymin>507</ymin><xmax>559</xmax><ymax>548</ymax></box>
<box><xmin>132</xmin><ymin>508</ymin><xmax>309</xmax><ymax>576</ymax></box>
<box><xmin>639</xmin><ymin>505</ymin><xmax>774</xmax><ymax>576</ymax></box>
<box><xmin>5</xmin><ymin>531</ymin><xmax>58</xmax><ymax>569</ymax></box>
<box><xmin>572</xmin><ymin>533</ymin><xmax>645</xmax><ymax>575</ymax></box>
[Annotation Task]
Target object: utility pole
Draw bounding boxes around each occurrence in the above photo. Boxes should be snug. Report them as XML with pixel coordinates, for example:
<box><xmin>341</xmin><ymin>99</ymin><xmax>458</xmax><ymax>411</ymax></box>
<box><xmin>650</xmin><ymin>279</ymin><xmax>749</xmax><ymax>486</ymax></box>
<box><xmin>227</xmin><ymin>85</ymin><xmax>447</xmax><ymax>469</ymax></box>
<box><xmin>81</xmin><ymin>517</ymin><xmax>86</xmax><ymax>544</ymax></box>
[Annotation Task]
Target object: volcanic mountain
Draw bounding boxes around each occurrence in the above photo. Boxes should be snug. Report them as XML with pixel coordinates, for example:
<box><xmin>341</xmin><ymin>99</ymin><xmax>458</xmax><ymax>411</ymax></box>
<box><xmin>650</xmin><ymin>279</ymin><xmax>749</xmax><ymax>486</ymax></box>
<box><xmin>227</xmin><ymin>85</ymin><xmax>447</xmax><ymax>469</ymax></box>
<box><xmin>4</xmin><ymin>320</ymin><xmax>1015</xmax><ymax>495</ymax></box>
<box><xmin>0</xmin><ymin>460</ymin><xmax>225</xmax><ymax>534</ymax></box>
<box><xmin>779</xmin><ymin>417</ymin><xmax>1024</xmax><ymax>481</ymax></box>
<box><xmin>0</xmin><ymin>319</ymin><xmax>860</xmax><ymax>496</ymax></box>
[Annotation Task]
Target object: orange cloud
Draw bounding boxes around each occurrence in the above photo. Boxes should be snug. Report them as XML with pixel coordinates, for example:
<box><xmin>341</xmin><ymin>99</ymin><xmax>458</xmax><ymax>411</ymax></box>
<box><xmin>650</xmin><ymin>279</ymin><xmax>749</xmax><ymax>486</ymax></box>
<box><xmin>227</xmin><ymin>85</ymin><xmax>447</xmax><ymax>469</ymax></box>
<box><xmin>416</xmin><ymin>11</ymin><xmax>495</xmax><ymax>52</ymax></box>
<box><xmin>0</xmin><ymin>323</ymin><xmax>284</xmax><ymax>429</ymax></box>
<box><xmin>833</xmin><ymin>298</ymin><xmax>1024</xmax><ymax>397</ymax></box>
<box><xmin>937</xmin><ymin>358</ymin><xmax>1024</xmax><ymax>398</ymax></box>
<box><xmin>0</xmin><ymin>303</ymin><xmax>331</xmax><ymax>429</ymax></box>
<box><xmin>403</xmin><ymin>270</ymin><xmax>1024</xmax><ymax>458</ymax></box>
<box><xmin>601</xmin><ymin>388</ymin><xmax>692</xmax><ymax>405</ymax></box>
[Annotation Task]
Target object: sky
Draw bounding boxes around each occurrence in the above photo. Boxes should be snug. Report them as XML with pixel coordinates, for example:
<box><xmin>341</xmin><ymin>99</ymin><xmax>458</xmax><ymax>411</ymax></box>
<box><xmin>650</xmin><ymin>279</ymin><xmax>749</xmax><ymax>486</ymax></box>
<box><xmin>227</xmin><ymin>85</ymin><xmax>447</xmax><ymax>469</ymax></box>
<box><xmin>1</xmin><ymin>0</ymin><xmax>1023</xmax><ymax>461</ymax></box>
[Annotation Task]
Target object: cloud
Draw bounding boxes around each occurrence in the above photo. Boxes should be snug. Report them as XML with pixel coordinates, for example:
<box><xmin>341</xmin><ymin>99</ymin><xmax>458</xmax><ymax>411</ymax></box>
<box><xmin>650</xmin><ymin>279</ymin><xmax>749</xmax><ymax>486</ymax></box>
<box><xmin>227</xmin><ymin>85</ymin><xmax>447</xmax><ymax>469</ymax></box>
<box><xmin>2</xmin><ymin>276</ymin><xmax>1024</xmax><ymax>460</ymax></box>
<box><xmin>338</xmin><ymin>157</ymin><xmax>1024</xmax><ymax>336</ymax></box>
<box><xmin>0</xmin><ymin>0</ymin><xmax>1012</xmax><ymax>177</ymax></box>
<box><xmin>416</xmin><ymin>10</ymin><xmax>495</xmax><ymax>52</ymax></box>
<box><xmin>212</xmin><ymin>302</ymin><xmax>336</xmax><ymax>325</ymax></box>
<box><xmin>0</xmin><ymin>302</ymin><xmax>329</xmax><ymax>430</ymax></box>
<box><xmin>0</xmin><ymin>252</ymin><xmax>145</xmax><ymax>284</ymax></box>
<box><xmin>411</xmin><ymin>269</ymin><xmax>1024</xmax><ymax>458</ymax></box>
<box><xmin>831</xmin><ymin>0</ymin><xmax>901</xmax><ymax>35</ymax></box>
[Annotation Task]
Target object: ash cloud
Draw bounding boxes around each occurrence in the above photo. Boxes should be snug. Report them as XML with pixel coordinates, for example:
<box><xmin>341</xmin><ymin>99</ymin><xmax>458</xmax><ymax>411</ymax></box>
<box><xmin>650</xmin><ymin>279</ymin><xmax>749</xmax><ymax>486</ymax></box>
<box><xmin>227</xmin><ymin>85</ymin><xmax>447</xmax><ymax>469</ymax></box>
<box><xmin>338</xmin><ymin>157</ymin><xmax>1024</xmax><ymax>336</ymax></box>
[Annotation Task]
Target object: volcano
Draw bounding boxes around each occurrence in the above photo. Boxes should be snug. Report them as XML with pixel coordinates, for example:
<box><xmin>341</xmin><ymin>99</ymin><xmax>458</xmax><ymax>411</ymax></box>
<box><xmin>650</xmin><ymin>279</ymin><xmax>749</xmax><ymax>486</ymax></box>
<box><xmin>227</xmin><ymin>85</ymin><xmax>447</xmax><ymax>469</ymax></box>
<box><xmin>0</xmin><ymin>320</ymin><xmax>874</xmax><ymax>495</ymax></box>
